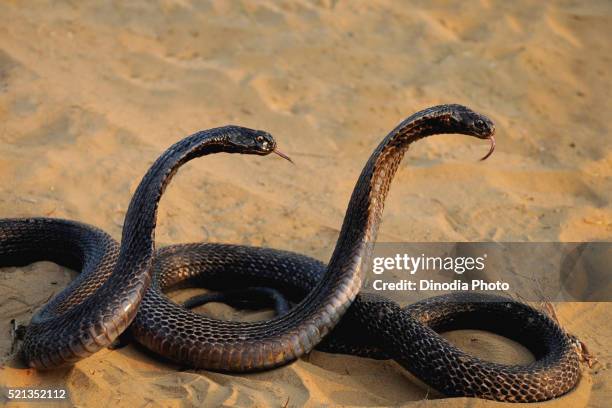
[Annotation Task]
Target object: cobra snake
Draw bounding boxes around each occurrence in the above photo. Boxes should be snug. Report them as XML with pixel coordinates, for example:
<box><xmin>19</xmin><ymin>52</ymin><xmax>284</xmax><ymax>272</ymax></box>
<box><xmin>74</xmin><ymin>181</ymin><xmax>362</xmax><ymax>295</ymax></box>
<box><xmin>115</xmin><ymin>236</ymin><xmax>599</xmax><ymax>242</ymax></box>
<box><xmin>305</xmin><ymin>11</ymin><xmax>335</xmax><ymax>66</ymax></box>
<box><xmin>0</xmin><ymin>105</ymin><xmax>580</xmax><ymax>402</ymax></box>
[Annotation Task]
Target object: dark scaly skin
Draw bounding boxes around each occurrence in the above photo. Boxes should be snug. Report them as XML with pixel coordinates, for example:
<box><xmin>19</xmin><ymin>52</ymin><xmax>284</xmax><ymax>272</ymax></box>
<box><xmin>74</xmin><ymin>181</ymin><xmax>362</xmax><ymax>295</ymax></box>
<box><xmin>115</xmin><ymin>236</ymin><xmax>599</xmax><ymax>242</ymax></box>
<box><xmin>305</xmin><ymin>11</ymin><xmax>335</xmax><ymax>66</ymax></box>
<box><xmin>0</xmin><ymin>218</ymin><xmax>122</xmax><ymax>368</ymax></box>
<box><xmin>152</xmin><ymin>243</ymin><xmax>581</xmax><ymax>402</ymax></box>
<box><xmin>129</xmin><ymin>104</ymin><xmax>495</xmax><ymax>371</ymax></box>
<box><xmin>0</xmin><ymin>126</ymin><xmax>282</xmax><ymax>368</ymax></box>
<box><xmin>182</xmin><ymin>287</ymin><xmax>291</xmax><ymax>314</ymax></box>
<box><xmin>0</xmin><ymin>105</ymin><xmax>579</xmax><ymax>402</ymax></box>
<box><xmin>361</xmin><ymin>293</ymin><xmax>581</xmax><ymax>402</ymax></box>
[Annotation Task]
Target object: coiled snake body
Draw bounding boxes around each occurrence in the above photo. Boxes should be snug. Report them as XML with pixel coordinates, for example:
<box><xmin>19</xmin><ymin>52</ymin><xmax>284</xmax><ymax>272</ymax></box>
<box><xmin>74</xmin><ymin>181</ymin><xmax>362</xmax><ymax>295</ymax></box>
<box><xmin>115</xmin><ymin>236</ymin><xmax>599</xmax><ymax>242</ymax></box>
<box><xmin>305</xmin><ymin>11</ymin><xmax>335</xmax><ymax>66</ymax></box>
<box><xmin>0</xmin><ymin>105</ymin><xmax>580</xmax><ymax>402</ymax></box>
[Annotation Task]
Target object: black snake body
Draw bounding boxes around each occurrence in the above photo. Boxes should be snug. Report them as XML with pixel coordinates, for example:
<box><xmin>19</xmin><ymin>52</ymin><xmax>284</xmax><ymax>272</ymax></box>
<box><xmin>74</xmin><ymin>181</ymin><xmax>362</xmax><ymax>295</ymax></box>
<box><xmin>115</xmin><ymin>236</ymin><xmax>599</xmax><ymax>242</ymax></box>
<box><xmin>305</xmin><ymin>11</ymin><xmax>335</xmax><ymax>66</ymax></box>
<box><xmin>153</xmin><ymin>244</ymin><xmax>581</xmax><ymax>402</ymax></box>
<box><xmin>0</xmin><ymin>105</ymin><xmax>581</xmax><ymax>402</ymax></box>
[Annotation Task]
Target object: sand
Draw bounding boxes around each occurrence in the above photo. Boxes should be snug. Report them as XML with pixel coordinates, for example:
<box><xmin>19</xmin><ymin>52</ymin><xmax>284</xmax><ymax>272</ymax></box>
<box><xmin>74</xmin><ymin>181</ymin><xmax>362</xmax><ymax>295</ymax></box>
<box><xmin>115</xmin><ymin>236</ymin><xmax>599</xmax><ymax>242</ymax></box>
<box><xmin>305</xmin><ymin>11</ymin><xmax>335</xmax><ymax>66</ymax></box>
<box><xmin>0</xmin><ymin>0</ymin><xmax>610</xmax><ymax>407</ymax></box>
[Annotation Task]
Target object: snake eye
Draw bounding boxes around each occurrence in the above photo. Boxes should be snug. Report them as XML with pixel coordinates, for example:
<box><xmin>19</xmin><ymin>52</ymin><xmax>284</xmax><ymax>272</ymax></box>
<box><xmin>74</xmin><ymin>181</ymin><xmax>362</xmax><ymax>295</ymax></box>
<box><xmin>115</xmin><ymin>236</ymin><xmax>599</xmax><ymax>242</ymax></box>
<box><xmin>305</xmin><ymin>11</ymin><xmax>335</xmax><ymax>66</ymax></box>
<box><xmin>475</xmin><ymin>119</ymin><xmax>485</xmax><ymax>129</ymax></box>
<box><xmin>256</xmin><ymin>136</ymin><xmax>264</xmax><ymax>143</ymax></box>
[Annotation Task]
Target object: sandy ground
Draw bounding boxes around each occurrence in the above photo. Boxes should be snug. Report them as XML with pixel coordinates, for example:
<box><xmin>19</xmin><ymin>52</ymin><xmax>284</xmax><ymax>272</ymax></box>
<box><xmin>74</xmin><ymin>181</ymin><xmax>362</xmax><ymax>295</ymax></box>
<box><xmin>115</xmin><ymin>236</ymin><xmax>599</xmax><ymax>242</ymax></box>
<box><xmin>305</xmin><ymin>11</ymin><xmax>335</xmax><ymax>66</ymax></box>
<box><xmin>0</xmin><ymin>0</ymin><xmax>610</xmax><ymax>407</ymax></box>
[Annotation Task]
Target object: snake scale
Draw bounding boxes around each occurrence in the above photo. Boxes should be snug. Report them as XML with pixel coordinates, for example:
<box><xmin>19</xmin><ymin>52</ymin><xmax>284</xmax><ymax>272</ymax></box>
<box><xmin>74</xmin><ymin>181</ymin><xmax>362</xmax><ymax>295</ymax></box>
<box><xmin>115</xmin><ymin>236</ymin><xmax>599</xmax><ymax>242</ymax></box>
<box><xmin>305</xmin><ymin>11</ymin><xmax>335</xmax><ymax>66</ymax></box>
<box><xmin>0</xmin><ymin>105</ymin><xmax>580</xmax><ymax>402</ymax></box>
